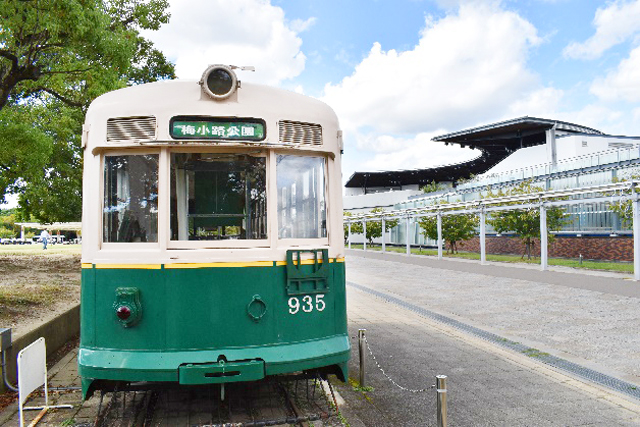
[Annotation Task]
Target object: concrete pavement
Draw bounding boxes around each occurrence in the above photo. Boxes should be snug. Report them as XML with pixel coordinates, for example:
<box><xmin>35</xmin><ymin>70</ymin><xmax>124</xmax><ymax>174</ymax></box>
<box><xmin>346</xmin><ymin>250</ymin><xmax>640</xmax><ymax>384</ymax></box>
<box><xmin>335</xmin><ymin>250</ymin><xmax>640</xmax><ymax>425</ymax></box>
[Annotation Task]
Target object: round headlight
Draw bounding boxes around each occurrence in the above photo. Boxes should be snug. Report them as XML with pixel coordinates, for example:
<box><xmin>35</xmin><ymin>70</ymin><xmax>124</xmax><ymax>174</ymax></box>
<box><xmin>200</xmin><ymin>65</ymin><xmax>238</xmax><ymax>100</ymax></box>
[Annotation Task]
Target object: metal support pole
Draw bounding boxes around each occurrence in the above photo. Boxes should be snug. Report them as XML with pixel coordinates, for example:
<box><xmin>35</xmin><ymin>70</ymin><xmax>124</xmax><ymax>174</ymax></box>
<box><xmin>480</xmin><ymin>208</ymin><xmax>486</xmax><ymax>265</ymax></box>
<box><xmin>358</xmin><ymin>329</ymin><xmax>366</xmax><ymax>387</ymax></box>
<box><xmin>437</xmin><ymin>213</ymin><xmax>443</xmax><ymax>260</ymax></box>
<box><xmin>381</xmin><ymin>217</ymin><xmax>386</xmax><ymax>253</ymax></box>
<box><xmin>436</xmin><ymin>375</ymin><xmax>447</xmax><ymax>427</ymax></box>
<box><xmin>363</xmin><ymin>221</ymin><xmax>367</xmax><ymax>251</ymax></box>
<box><xmin>540</xmin><ymin>204</ymin><xmax>548</xmax><ymax>271</ymax></box>
<box><xmin>633</xmin><ymin>192</ymin><xmax>640</xmax><ymax>281</ymax></box>
<box><xmin>406</xmin><ymin>217</ymin><xmax>411</xmax><ymax>255</ymax></box>
<box><xmin>348</xmin><ymin>222</ymin><xmax>352</xmax><ymax>250</ymax></box>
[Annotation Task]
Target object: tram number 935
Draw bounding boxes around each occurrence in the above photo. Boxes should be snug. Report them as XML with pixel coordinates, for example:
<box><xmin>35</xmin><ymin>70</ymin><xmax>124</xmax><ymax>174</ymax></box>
<box><xmin>288</xmin><ymin>294</ymin><xmax>326</xmax><ymax>315</ymax></box>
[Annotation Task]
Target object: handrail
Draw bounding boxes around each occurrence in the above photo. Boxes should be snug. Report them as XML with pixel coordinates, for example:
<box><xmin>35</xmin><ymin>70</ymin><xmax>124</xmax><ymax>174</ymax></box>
<box><xmin>344</xmin><ymin>181</ymin><xmax>639</xmax><ymax>222</ymax></box>
<box><xmin>456</xmin><ymin>146</ymin><xmax>639</xmax><ymax>190</ymax></box>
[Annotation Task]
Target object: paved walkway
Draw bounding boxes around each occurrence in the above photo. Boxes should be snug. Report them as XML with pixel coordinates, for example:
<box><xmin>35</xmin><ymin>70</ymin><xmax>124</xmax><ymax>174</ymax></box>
<box><xmin>334</xmin><ymin>250</ymin><xmax>640</xmax><ymax>425</ymax></box>
<box><xmin>337</xmin><ymin>284</ymin><xmax>640</xmax><ymax>426</ymax></box>
<box><xmin>346</xmin><ymin>250</ymin><xmax>640</xmax><ymax>385</ymax></box>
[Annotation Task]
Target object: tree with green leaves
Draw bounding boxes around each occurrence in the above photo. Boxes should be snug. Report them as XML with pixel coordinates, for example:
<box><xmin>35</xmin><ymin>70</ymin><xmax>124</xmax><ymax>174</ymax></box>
<box><xmin>343</xmin><ymin>211</ymin><xmax>363</xmax><ymax>243</ymax></box>
<box><xmin>362</xmin><ymin>208</ymin><xmax>398</xmax><ymax>245</ymax></box>
<box><xmin>0</xmin><ymin>0</ymin><xmax>175</xmax><ymax>221</ymax></box>
<box><xmin>608</xmin><ymin>175</ymin><xmax>640</xmax><ymax>228</ymax></box>
<box><xmin>418</xmin><ymin>211</ymin><xmax>478</xmax><ymax>254</ymax></box>
<box><xmin>0</xmin><ymin>209</ymin><xmax>19</xmax><ymax>238</ymax></box>
<box><xmin>343</xmin><ymin>208</ymin><xmax>398</xmax><ymax>245</ymax></box>
<box><xmin>487</xmin><ymin>181</ymin><xmax>565</xmax><ymax>260</ymax></box>
<box><xmin>421</xmin><ymin>180</ymin><xmax>445</xmax><ymax>194</ymax></box>
<box><xmin>0</xmin><ymin>0</ymin><xmax>174</xmax><ymax>110</ymax></box>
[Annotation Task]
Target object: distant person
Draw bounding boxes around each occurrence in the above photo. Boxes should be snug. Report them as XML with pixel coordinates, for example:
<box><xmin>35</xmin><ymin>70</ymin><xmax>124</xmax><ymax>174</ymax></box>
<box><xmin>40</xmin><ymin>229</ymin><xmax>50</xmax><ymax>250</ymax></box>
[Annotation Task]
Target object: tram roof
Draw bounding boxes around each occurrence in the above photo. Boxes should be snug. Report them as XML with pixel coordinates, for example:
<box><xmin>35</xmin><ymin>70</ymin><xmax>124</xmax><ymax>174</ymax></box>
<box><xmin>84</xmin><ymin>80</ymin><xmax>341</xmax><ymax>153</ymax></box>
<box><xmin>345</xmin><ymin>117</ymin><xmax>605</xmax><ymax>189</ymax></box>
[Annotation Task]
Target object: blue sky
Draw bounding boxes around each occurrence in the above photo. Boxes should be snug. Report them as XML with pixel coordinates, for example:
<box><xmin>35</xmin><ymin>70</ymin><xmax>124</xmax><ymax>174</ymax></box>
<box><xmin>143</xmin><ymin>0</ymin><xmax>640</xmax><ymax>182</ymax></box>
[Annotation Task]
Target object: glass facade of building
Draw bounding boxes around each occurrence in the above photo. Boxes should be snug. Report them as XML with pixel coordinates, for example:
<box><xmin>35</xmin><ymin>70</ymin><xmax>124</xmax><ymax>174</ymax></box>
<box><xmin>386</xmin><ymin>148</ymin><xmax>640</xmax><ymax>246</ymax></box>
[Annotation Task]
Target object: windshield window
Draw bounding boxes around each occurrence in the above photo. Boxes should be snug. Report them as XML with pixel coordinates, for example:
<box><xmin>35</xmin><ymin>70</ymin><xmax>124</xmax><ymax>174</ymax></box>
<box><xmin>277</xmin><ymin>155</ymin><xmax>326</xmax><ymax>239</ymax></box>
<box><xmin>170</xmin><ymin>153</ymin><xmax>267</xmax><ymax>240</ymax></box>
<box><xmin>103</xmin><ymin>155</ymin><xmax>159</xmax><ymax>242</ymax></box>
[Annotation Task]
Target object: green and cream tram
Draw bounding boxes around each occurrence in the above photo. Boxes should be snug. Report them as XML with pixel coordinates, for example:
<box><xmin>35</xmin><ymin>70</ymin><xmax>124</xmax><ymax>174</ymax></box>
<box><xmin>79</xmin><ymin>65</ymin><xmax>349</xmax><ymax>398</ymax></box>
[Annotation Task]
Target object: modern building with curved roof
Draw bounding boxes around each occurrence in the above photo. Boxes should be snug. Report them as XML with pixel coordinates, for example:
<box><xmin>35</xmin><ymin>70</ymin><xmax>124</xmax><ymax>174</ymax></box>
<box><xmin>345</xmin><ymin>116</ymin><xmax>605</xmax><ymax>195</ymax></box>
<box><xmin>344</xmin><ymin>117</ymin><xmax>640</xmax><ymax>258</ymax></box>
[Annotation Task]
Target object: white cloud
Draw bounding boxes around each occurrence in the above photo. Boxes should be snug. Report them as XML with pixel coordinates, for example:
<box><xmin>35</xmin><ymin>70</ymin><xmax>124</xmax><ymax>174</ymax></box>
<box><xmin>352</xmin><ymin>132</ymin><xmax>481</xmax><ymax>172</ymax></box>
<box><xmin>322</xmin><ymin>2</ymin><xmax>549</xmax><ymax>136</ymax></box>
<box><xmin>290</xmin><ymin>17</ymin><xmax>316</xmax><ymax>33</ymax></box>
<box><xmin>563</xmin><ymin>0</ymin><xmax>640</xmax><ymax>60</ymax></box>
<box><xmin>142</xmin><ymin>0</ymin><xmax>309</xmax><ymax>85</ymax></box>
<box><xmin>432</xmin><ymin>0</ymin><xmax>501</xmax><ymax>10</ymax></box>
<box><xmin>590</xmin><ymin>44</ymin><xmax>640</xmax><ymax>102</ymax></box>
<box><xmin>551</xmin><ymin>104</ymin><xmax>624</xmax><ymax>134</ymax></box>
<box><xmin>506</xmin><ymin>87</ymin><xmax>564</xmax><ymax>118</ymax></box>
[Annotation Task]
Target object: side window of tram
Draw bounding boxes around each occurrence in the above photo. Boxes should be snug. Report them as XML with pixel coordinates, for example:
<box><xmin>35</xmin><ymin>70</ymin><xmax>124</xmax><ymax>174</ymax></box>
<box><xmin>277</xmin><ymin>155</ymin><xmax>327</xmax><ymax>239</ymax></box>
<box><xmin>103</xmin><ymin>155</ymin><xmax>159</xmax><ymax>243</ymax></box>
<box><xmin>170</xmin><ymin>153</ymin><xmax>267</xmax><ymax>240</ymax></box>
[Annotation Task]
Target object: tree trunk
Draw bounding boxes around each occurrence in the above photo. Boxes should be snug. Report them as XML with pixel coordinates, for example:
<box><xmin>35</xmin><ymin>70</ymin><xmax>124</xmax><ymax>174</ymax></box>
<box><xmin>522</xmin><ymin>238</ymin><xmax>531</xmax><ymax>260</ymax></box>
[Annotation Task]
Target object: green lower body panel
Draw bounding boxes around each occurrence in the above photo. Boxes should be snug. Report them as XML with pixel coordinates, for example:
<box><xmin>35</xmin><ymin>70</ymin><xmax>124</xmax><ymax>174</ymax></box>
<box><xmin>80</xmin><ymin>260</ymin><xmax>349</xmax><ymax>399</ymax></box>
<box><xmin>79</xmin><ymin>335</ymin><xmax>350</xmax><ymax>396</ymax></box>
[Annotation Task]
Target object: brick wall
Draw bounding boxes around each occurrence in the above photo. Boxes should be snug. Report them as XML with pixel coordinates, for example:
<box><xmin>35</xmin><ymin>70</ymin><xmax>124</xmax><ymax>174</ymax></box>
<box><xmin>460</xmin><ymin>235</ymin><xmax>633</xmax><ymax>262</ymax></box>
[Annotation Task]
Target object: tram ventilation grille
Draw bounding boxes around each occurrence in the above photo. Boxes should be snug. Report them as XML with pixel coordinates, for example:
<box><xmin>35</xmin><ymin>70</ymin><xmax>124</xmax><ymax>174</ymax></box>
<box><xmin>278</xmin><ymin>121</ymin><xmax>322</xmax><ymax>146</ymax></box>
<box><xmin>107</xmin><ymin>116</ymin><xmax>156</xmax><ymax>142</ymax></box>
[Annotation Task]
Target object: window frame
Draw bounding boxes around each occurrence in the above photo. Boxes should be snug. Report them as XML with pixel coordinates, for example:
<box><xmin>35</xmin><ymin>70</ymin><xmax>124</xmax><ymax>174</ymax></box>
<box><xmin>273</xmin><ymin>150</ymin><xmax>330</xmax><ymax>248</ymax></box>
<box><xmin>100</xmin><ymin>149</ymin><xmax>162</xmax><ymax>249</ymax></box>
<box><xmin>99</xmin><ymin>147</ymin><xmax>331</xmax><ymax>250</ymax></box>
<box><xmin>167</xmin><ymin>147</ymin><xmax>271</xmax><ymax>249</ymax></box>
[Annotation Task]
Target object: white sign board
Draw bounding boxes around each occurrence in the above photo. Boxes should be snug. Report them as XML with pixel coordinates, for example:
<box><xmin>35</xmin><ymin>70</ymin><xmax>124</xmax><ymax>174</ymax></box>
<box><xmin>16</xmin><ymin>338</ymin><xmax>72</xmax><ymax>427</ymax></box>
<box><xmin>18</xmin><ymin>337</ymin><xmax>47</xmax><ymax>407</ymax></box>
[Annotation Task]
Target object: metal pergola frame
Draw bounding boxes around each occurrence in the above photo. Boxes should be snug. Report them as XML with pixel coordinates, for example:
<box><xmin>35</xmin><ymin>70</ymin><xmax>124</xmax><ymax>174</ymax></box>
<box><xmin>345</xmin><ymin>181</ymin><xmax>640</xmax><ymax>280</ymax></box>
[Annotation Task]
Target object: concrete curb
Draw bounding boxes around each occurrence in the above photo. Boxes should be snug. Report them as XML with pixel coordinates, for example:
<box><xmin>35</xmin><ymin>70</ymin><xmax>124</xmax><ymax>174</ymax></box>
<box><xmin>0</xmin><ymin>304</ymin><xmax>80</xmax><ymax>393</ymax></box>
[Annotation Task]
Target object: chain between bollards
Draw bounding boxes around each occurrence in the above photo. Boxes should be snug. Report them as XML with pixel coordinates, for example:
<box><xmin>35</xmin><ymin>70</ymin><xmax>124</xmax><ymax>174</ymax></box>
<box><xmin>436</xmin><ymin>375</ymin><xmax>447</xmax><ymax>427</ymax></box>
<box><xmin>357</xmin><ymin>330</ymin><xmax>449</xmax><ymax>425</ymax></box>
<box><xmin>358</xmin><ymin>329</ymin><xmax>366</xmax><ymax>387</ymax></box>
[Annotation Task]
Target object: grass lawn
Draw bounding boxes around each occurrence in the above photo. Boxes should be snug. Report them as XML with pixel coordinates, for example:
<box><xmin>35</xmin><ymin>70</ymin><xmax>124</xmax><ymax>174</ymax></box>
<box><xmin>348</xmin><ymin>244</ymin><xmax>634</xmax><ymax>273</ymax></box>
<box><xmin>0</xmin><ymin>245</ymin><xmax>82</xmax><ymax>328</ymax></box>
<box><xmin>0</xmin><ymin>243</ymin><xmax>81</xmax><ymax>256</ymax></box>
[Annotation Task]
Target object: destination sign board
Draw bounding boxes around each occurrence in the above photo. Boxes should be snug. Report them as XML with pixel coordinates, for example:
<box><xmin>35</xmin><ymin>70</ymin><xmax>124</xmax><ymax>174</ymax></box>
<box><xmin>170</xmin><ymin>117</ymin><xmax>265</xmax><ymax>141</ymax></box>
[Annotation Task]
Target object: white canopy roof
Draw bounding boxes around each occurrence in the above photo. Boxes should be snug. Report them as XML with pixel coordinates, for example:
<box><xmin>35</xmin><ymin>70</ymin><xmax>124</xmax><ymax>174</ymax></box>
<box><xmin>16</xmin><ymin>222</ymin><xmax>82</xmax><ymax>231</ymax></box>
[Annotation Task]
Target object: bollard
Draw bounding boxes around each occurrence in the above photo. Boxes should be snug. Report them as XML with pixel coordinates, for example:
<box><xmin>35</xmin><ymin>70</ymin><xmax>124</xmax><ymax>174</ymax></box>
<box><xmin>358</xmin><ymin>329</ymin><xmax>366</xmax><ymax>387</ymax></box>
<box><xmin>436</xmin><ymin>375</ymin><xmax>447</xmax><ymax>427</ymax></box>
<box><xmin>579</xmin><ymin>254</ymin><xmax>583</xmax><ymax>265</ymax></box>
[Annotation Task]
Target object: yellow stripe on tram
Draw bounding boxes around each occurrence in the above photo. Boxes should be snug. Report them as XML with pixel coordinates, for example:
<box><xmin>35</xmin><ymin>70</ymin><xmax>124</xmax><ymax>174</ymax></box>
<box><xmin>94</xmin><ymin>264</ymin><xmax>162</xmax><ymax>270</ymax></box>
<box><xmin>90</xmin><ymin>258</ymin><xmax>344</xmax><ymax>269</ymax></box>
<box><xmin>165</xmin><ymin>261</ymin><xmax>274</xmax><ymax>269</ymax></box>
<box><xmin>276</xmin><ymin>258</ymin><xmax>343</xmax><ymax>266</ymax></box>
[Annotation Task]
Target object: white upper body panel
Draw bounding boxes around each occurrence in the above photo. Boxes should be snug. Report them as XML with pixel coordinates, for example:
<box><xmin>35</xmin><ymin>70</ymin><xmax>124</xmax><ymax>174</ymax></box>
<box><xmin>82</xmin><ymin>79</ymin><xmax>344</xmax><ymax>265</ymax></box>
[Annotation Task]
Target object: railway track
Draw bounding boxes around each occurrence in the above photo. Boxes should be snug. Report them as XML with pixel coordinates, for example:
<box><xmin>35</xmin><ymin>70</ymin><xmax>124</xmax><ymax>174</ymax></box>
<box><xmin>88</xmin><ymin>375</ymin><xmax>341</xmax><ymax>426</ymax></box>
